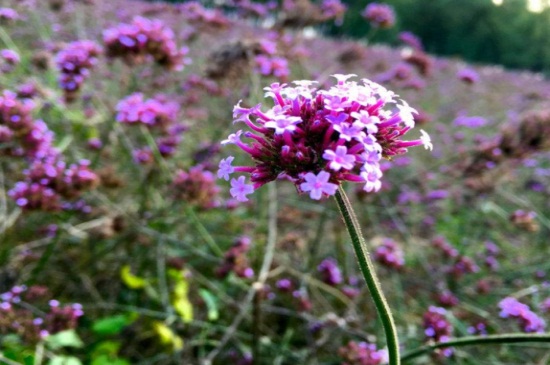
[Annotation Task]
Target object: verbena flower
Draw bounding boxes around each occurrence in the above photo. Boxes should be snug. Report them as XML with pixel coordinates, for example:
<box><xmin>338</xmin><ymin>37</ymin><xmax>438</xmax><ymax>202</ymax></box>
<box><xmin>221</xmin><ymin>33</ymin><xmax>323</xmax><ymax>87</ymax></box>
<box><xmin>103</xmin><ymin>16</ymin><xmax>190</xmax><ymax>71</ymax></box>
<box><xmin>218</xmin><ymin>75</ymin><xmax>431</xmax><ymax>201</ymax></box>
<box><xmin>374</xmin><ymin>238</ymin><xmax>405</xmax><ymax>270</ymax></box>
<box><xmin>498</xmin><ymin>297</ymin><xmax>546</xmax><ymax>333</ymax></box>
<box><xmin>317</xmin><ymin>257</ymin><xmax>343</xmax><ymax>286</ymax></box>
<box><xmin>338</xmin><ymin>340</ymin><xmax>389</xmax><ymax>365</ymax></box>
<box><xmin>55</xmin><ymin>40</ymin><xmax>102</xmax><ymax>102</ymax></box>
<box><xmin>361</xmin><ymin>3</ymin><xmax>395</xmax><ymax>29</ymax></box>
<box><xmin>423</xmin><ymin>306</ymin><xmax>454</xmax><ymax>357</ymax></box>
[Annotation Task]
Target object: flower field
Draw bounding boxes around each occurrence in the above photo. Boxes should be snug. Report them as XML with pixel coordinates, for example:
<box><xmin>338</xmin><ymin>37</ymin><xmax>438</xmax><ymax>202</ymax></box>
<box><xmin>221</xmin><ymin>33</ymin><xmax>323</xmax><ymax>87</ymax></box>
<box><xmin>1</xmin><ymin>1</ymin><xmax>550</xmax><ymax>364</ymax></box>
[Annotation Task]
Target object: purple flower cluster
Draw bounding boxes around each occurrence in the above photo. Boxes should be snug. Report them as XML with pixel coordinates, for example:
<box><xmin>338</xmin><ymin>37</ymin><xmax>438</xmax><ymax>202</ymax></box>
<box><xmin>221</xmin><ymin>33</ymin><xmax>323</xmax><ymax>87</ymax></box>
<box><xmin>1</xmin><ymin>285</ymin><xmax>83</xmax><ymax>344</ymax></box>
<box><xmin>226</xmin><ymin>0</ymin><xmax>277</xmax><ymax>18</ymax></box>
<box><xmin>9</xmin><ymin>158</ymin><xmax>99</xmax><ymax>211</ymax></box>
<box><xmin>423</xmin><ymin>306</ymin><xmax>453</xmax><ymax>357</ymax></box>
<box><xmin>171</xmin><ymin>165</ymin><xmax>220</xmax><ymax>209</ymax></box>
<box><xmin>398</xmin><ymin>31</ymin><xmax>424</xmax><ymax>51</ymax></box>
<box><xmin>55</xmin><ymin>40</ymin><xmax>102</xmax><ymax>102</ymax></box>
<box><xmin>457</xmin><ymin>68</ymin><xmax>480</xmax><ymax>84</ymax></box>
<box><xmin>1</xmin><ymin>49</ymin><xmax>20</xmax><ymax>73</ymax></box>
<box><xmin>317</xmin><ymin>257</ymin><xmax>343</xmax><ymax>286</ymax></box>
<box><xmin>0</xmin><ymin>7</ymin><xmax>19</xmax><ymax>23</ymax></box>
<box><xmin>374</xmin><ymin>238</ymin><xmax>405</xmax><ymax>270</ymax></box>
<box><xmin>177</xmin><ymin>2</ymin><xmax>231</xmax><ymax>31</ymax></box>
<box><xmin>116</xmin><ymin>93</ymin><xmax>186</xmax><ymax>163</ymax></box>
<box><xmin>498</xmin><ymin>297</ymin><xmax>546</xmax><ymax>333</ymax></box>
<box><xmin>103</xmin><ymin>16</ymin><xmax>190</xmax><ymax>71</ymax></box>
<box><xmin>0</xmin><ymin>90</ymin><xmax>55</xmax><ymax>159</ymax></box>
<box><xmin>116</xmin><ymin>92</ymin><xmax>178</xmax><ymax>128</ymax></box>
<box><xmin>338</xmin><ymin>340</ymin><xmax>388</xmax><ymax>365</ymax></box>
<box><xmin>218</xmin><ymin>74</ymin><xmax>431</xmax><ymax>202</ymax></box>
<box><xmin>254</xmin><ymin>54</ymin><xmax>290</xmax><ymax>81</ymax></box>
<box><xmin>361</xmin><ymin>3</ymin><xmax>395</xmax><ymax>29</ymax></box>
<box><xmin>216</xmin><ymin>236</ymin><xmax>255</xmax><ymax>279</ymax></box>
<box><xmin>320</xmin><ymin>0</ymin><xmax>348</xmax><ymax>26</ymax></box>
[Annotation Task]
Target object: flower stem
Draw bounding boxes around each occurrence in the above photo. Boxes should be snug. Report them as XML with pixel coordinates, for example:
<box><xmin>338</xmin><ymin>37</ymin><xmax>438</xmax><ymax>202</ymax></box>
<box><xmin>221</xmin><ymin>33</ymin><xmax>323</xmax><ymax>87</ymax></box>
<box><xmin>401</xmin><ymin>333</ymin><xmax>550</xmax><ymax>363</ymax></box>
<box><xmin>334</xmin><ymin>186</ymin><xmax>400</xmax><ymax>365</ymax></box>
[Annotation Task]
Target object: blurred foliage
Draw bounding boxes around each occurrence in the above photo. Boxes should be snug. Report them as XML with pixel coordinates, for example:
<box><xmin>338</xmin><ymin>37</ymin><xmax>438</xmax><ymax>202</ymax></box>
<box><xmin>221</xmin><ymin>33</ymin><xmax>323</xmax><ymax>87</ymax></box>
<box><xmin>330</xmin><ymin>0</ymin><xmax>550</xmax><ymax>74</ymax></box>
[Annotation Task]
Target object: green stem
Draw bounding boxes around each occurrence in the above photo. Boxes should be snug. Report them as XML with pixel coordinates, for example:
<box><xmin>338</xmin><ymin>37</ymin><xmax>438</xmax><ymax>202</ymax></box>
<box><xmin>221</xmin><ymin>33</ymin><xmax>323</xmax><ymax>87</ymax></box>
<box><xmin>401</xmin><ymin>333</ymin><xmax>550</xmax><ymax>363</ymax></box>
<box><xmin>334</xmin><ymin>187</ymin><xmax>400</xmax><ymax>365</ymax></box>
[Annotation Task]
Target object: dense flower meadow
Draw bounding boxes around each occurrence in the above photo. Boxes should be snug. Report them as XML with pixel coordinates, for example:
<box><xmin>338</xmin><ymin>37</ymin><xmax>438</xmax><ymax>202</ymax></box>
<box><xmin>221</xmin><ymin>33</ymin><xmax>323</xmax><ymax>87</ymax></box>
<box><xmin>1</xmin><ymin>0</ymin><xmax>550</xmax><ymax>364</ymax></box>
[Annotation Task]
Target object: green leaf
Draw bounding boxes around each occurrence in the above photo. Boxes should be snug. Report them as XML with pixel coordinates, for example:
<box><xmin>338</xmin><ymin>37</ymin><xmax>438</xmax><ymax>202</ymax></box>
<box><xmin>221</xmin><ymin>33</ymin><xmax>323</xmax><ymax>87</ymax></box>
<box><xmin>91</xmin><ymin>355</ymin><xmax>129</xmax><ymax>365</ymax></box>
<box><xmin>44</xmin><ymin>330</ymin><xmax>84</xmax><ymax>350</ymax></box>
<box><xmin>92</xmin><ymin>315</ymin><xmax>133</xmax><ymax>336</ymax></box>
<box><xmin>48</xmin><ymin>356</ymin><xmax>82</xmax><ymax>365</ymax></box>
<box><xmin>120</xmin><ymin>265</ymin><xmax>147</xmax><ymax>289</ymax></box>
<box><xmin>198</xmin><ymin>289</ymin><xmax>219</xmax><ymax>321</ymax></box>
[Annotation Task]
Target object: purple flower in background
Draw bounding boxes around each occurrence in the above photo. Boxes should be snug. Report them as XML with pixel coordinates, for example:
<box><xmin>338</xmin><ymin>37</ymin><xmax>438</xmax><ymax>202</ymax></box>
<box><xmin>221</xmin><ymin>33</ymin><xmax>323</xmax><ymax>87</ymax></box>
<box><xmin>361</xmin><ymin>3</ymin><xmax>395</xmax><ymax>29</ymax></box>
<box><xmin>453</xmin><ymin>115</ymin><xmax>488</xmax><ymax>129</ymax></box>
<box><xmin>1</xmin><ymin>49</ymin><xmax>20</xmax><ymax>73</ymax></box>
<box><xmin>399</xmin><ymin>31</ymin><xmax>424</xmax><ymax>51</ymax></box>
<box><xmin>218</xmin><ymin>75</ymin><xmax>430</xmax><ymax>201</ymax></box>
<box><xmin>374</xmin><ymin>238</ymin><xmax>405</xmax><ymax>270</ymax></box>
<box><xmin>103</xmin><ymin>16</ymin><xmax>190</xmax><ymax>71</ymax></box>
<box><xmin>55</xmin><ymin>40</ymin><xmax>102</xmax><ymax>102</ymax></box>
<box><xmin>457</xmin><ymin>68</ymin><xmax>480</xmax><ymax>84</ymax></box>
<box><xmin>0</xmin><ymin>8</ymin><xmax>19</xmax><ymax>23</ymax></box>
<box><xmin>498</xmin><ymin>297</ymin><xmax>546</xmax><ymax>333</ymax></box>
<box><xmin>338</xmin><ymin>341</ymin><xmax>388</xmax><ymax>365</ymax></box>
<box><xmin>423</xmin><ymin>306</ymin><xmax>454</xmax><ymax>357</ymax></box>
<box><xmin>317</xmin><ymin>257</ymin><xmax>343</xmax><ymax>286</ymax></box>
<box><xmin>116</xmin><ymin>93</ymin><xmax>179</xmax><ymax>128</ymax></box>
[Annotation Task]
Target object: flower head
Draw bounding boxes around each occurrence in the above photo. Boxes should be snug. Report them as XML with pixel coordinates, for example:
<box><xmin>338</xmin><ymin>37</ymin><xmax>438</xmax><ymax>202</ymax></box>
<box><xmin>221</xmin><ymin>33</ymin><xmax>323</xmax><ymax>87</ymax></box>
<box><xmin>218</xmin><ymin>75</ymin><xmax>430</xmax><ymax>201</ymax></box>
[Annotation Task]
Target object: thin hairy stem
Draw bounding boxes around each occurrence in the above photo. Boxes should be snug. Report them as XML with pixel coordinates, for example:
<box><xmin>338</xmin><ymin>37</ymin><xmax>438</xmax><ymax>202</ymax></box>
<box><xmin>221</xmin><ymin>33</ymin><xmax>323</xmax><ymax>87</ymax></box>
<box><xmin>334</xmin><ymin>186</ymin><xmax>400</xmax><ymax>365</ymax></box>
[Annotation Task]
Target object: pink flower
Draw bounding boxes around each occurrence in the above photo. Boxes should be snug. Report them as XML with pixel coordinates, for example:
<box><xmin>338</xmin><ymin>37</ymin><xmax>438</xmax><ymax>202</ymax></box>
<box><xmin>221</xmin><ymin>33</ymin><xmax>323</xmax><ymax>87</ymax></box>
<box><xmin>323</xmin><ymin>145</ymin><xmax>355</xmax><ymax>171</ymax></box>
<box><xmin>230</xmin><ymin>176</ymin><xmax>254</xmax><ymax>202</ymax></box>
<box><xmin>217</xmin><ymin>157</ymin><xmax>235</xmax><ymax>181</ymax></box>
<box><xmin>300</xmin><ymin>171</ymin><xmax>338</xmax><ymax>200</ymax></box>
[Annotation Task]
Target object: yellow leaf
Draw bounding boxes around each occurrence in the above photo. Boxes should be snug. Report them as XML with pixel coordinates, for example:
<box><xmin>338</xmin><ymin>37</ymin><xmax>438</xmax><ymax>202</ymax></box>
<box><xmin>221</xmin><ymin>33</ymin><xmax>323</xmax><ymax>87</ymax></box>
<box><xmin>152</xmin><ymin>322</ymin><xmax>183</xmax><ymax>351</ymax></box>
<box><xmin>172</xmin><ymin>270</ymin><xmax>193</xmax><ymax>323</ymax></box>
<box><xmin>120</xmin><ymin>265</ymin><xmax>147</xmax><ymax>289</ymax></box>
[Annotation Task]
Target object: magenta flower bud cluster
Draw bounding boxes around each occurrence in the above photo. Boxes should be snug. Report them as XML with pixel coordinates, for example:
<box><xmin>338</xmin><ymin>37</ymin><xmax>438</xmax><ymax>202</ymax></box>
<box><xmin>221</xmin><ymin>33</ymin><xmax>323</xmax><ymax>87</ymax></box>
<box><xmin>317</xmin><ymin>257</ymin><xmax>343</xmax><ymax>286</ymax></box>
<box><xmin>423</xmin><ymin>306</ymin><xmax>453</xmax><ymax>357</ymax></box>
<box><xmin>55</xmin><ymin>40</ymin><xmax>102</xmax><ymax>102</ymax></box>
<box><xmin>171</xmin><ymin>165</ymin><xmax>220</xmax><ymax>210</ymax></box>
<box><xmin>361</xmin><ymin>3</ymin><xmax>395</xmax><ymax>29</ymax></box>
<box><xmin>216</xmin><ymin>236</ymin><xmax>255</xmax><ymax>279</ymax></box>
<box><xmin>0</xmin><ymin>90</ymin><xmax>55</xmax><ymax>159</ymax></box>
<box><xmin>338</xmin><ymin>340</ymin><xmax>389</xmax><ymax>365</ymax></box>
<box><xmin>103</xmin><ymin>16</ymin><xmax>190</xmax><ymax>71</ymax></box>
<box><xmin>9</xmin><ymin>158</ymin><xmax>99</xmax><ymax>211</ymax></box>
<box><xmin>1</xmin><ymin>285</ymin><xmax>83</xmax><ymax>344</ymax></box>
<box><xmin>374</xmin><ymin>238</ymin><xmax>405</xmax><ymax>270</ymax></box>
<box><xmin>498</xmin><ymin>297</ymin><xmax>546</xmax><ymax>333</ymax></box>
<box><xmin>218</xmin><ymin>74</ymin><xmax>431</xmax><ymax>202</ymax></box>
